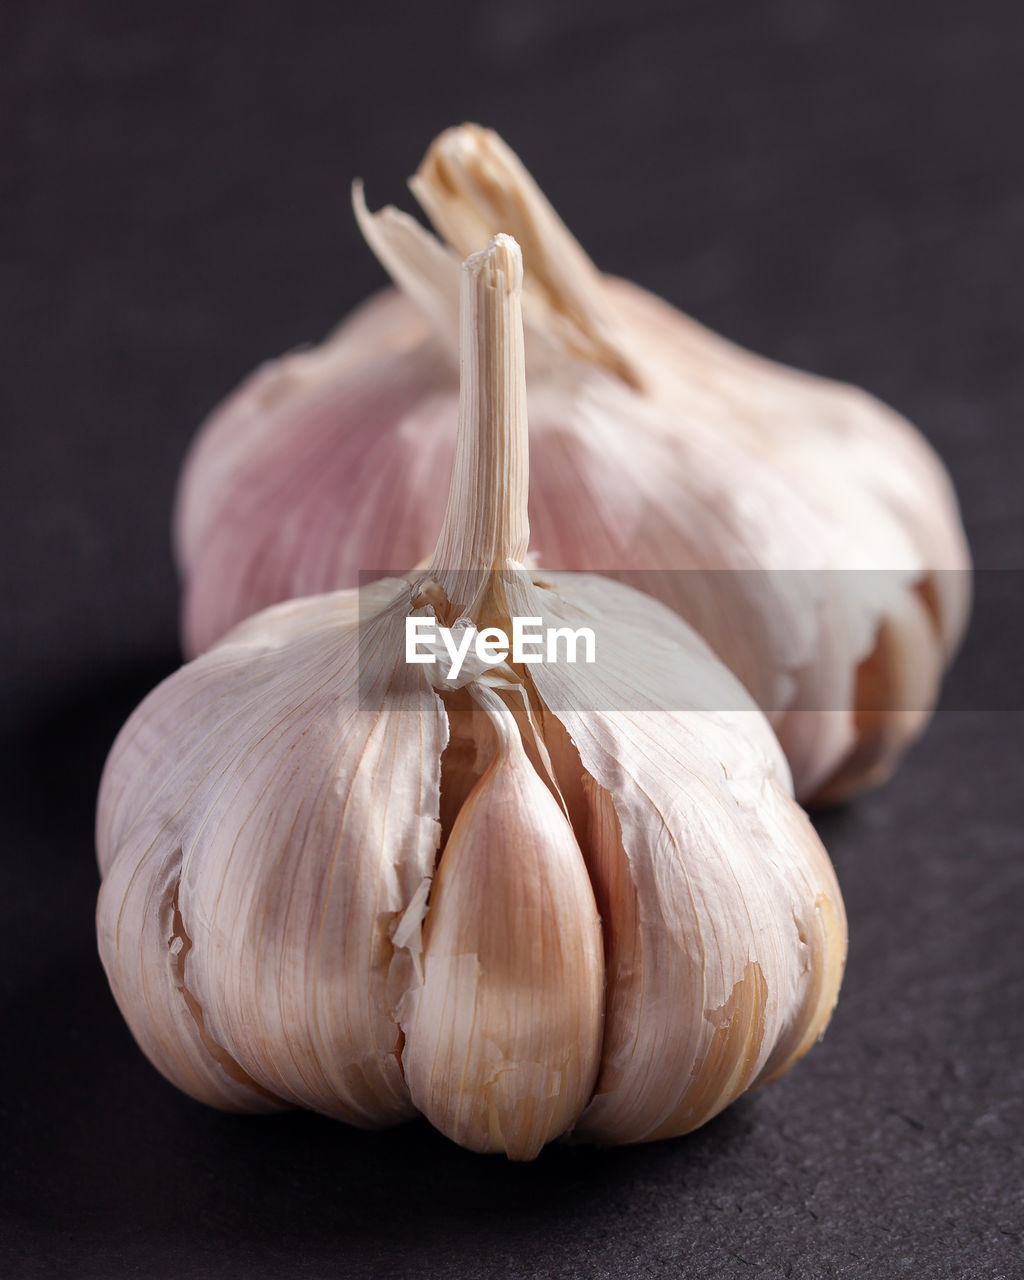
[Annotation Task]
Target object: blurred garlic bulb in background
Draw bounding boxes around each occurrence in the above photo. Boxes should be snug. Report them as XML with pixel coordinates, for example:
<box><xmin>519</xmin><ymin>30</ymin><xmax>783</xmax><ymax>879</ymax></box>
<box><xmin>174</xmin><ymin>124</ymin><xmax>970</xmax><ymax>802</ymax></box>
<box><xmin>101</xmin><ymin>238</ymin><xmax>846</xmax><ymax>1159</ymax></box>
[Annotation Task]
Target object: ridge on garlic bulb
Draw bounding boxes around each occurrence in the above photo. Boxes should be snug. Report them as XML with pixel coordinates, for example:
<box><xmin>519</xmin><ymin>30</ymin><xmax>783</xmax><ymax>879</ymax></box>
<box><xmin>174</xmin><ymin>124</ymin><xmax>971</xmax><ymax>804</ymax></box>
<box><xmin>99</xmin><ymin>236</ymin><xmax>846</xmax><ymax>1160</ymax></box>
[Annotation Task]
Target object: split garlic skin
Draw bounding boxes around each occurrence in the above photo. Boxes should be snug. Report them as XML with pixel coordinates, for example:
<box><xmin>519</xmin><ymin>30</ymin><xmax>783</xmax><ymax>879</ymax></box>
<box><xmin>173</xmin><ymin>125</ymin><xmax>969</xmax><ymax>804</ymax></box>
<box><xmin>101</xmin><ymin>238</ymin><xmax>846</xmax><ymax>1159</ymax></box>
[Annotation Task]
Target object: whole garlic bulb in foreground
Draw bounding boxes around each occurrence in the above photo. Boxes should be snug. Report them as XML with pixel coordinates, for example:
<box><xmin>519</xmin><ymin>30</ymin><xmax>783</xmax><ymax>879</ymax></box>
<box><xmin>101</xmin><ymin>238</ymin><xmax>846</xmax><ymax>1159</ymax></box>
<box><xmin>175</xmin><ymin>127</ymin><xmax>971</xmax><ymax>804</ymax></box>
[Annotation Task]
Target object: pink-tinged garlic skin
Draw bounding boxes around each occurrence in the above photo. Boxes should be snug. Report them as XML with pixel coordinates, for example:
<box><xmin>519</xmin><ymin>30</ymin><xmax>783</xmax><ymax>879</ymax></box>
<box><xmin>173</xmin><ymin>126</ymin><xmax>970</xmax><ymax>803</ymax></box>
<box><xmin>174</xmin><ymin>292</ymin><xmax>457</xmax><ymax>658</ymax></box>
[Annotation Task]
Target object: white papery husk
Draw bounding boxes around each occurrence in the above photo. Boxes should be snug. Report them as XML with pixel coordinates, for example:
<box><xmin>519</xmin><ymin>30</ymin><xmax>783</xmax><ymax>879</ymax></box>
<box><xmin>101</xmin><ymin>236</ymin><xmax>847</xmax><ymax>1160</ymax></box>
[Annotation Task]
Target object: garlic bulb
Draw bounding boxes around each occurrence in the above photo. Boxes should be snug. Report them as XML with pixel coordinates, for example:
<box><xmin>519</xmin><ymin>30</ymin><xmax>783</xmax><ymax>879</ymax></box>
<box><xmin>101</xmin><ymin>237</ymin><xmax>846</xmax><ymax>1159</ymax></box>
<box><xmin>174</xmin><ymin>126</ymin><xmax>969</xmax><ymax>804</ymax></box>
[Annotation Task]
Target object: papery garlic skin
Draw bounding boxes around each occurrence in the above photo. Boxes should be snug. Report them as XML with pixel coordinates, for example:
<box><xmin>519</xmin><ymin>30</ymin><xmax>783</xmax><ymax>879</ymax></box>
<box><xmin>174</xmin><ymin>301</ymin><xmax>457</xmax><ymax>659</ymax></box>
<box><xmin>97</xmin><ymin>583</ymin><xmax>446</xmax><ymax>1124</ymax></box>
<box><xmin>103</xmin><ymin>236</ymin><xmax>846</xmax><ymax>1159</ymax></box>
<box><xmin>174</xmin><ymin>126</ymin><xmax>970</xmax><ymax>804</ymax></box>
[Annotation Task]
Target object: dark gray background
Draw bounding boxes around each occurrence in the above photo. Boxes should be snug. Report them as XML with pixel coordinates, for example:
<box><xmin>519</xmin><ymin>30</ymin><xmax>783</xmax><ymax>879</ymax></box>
<box><xmin>2</xmin><ymin>1</ymin><xmax>1022</xmax><ymax>1277</ymax></box>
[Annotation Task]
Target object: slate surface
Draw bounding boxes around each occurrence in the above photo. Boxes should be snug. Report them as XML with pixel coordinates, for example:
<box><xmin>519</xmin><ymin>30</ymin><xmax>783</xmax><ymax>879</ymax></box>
<box><xmin>2</xmin><ymin>2</ymin><xmax>1022</xmax><ymax>1276</ymax></box>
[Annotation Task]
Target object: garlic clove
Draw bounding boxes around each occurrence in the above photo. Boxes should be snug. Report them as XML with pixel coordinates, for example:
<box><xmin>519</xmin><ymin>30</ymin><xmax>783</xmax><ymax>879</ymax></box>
<box><xmin>809</xmin><ymin>580</ymin><xmax>943</xmax><ymax>803</ymax></box>
<box><xmin>399</xmin><ymin>687</ymin><xmax>604</xmax><ymax>1159</ymax></box>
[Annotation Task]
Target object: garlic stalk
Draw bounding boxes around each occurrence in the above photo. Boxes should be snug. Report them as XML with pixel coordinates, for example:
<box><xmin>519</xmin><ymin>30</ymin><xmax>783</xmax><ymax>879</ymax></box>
<box><xmin>101</xmin><ymin>237</ymin><xmax>846</xmax><ymax>1159</ymax></box>
<box><xmin>173</xmin><ymin>125</ymin><xmax>970</xmax><ymax>804</ymax></box>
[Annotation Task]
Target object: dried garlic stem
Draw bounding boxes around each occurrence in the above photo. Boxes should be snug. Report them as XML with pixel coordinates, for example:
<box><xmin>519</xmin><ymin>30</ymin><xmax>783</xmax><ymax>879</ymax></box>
<box><xmin>351</xmin><ymin>180</ymin><xmax>460</xmax><ymax>345</ymax></box>
<box><xmin>427</xmin><ymin>234</ymin><xmax>530</xmax><ymax>618</ymax></box>
<box><xmin>412</xmin><ymin>123</ymin><xmax>641</xmax><ymax>386</ymax></box>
